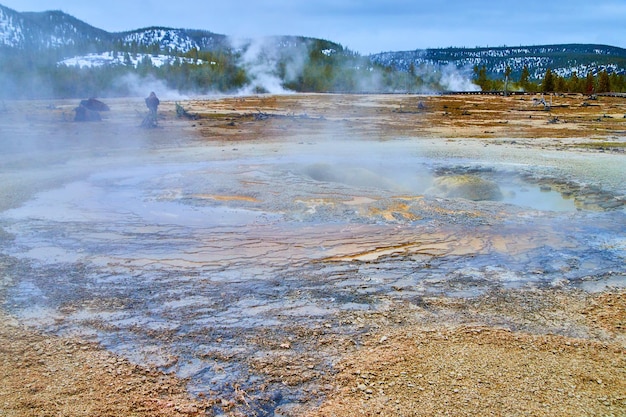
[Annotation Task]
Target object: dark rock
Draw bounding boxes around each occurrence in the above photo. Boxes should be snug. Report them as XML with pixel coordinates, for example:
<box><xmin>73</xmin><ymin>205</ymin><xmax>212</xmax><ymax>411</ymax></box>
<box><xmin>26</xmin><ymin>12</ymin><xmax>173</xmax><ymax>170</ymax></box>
<box><xmin>79</xmin><ymin>98</ymin><xmax>110</xmax><ymax>112</ymax></box>
<box><xmin>74</xmin><ymin>105</ymin><xmax>101</xmax><ymax>122</ymax></box>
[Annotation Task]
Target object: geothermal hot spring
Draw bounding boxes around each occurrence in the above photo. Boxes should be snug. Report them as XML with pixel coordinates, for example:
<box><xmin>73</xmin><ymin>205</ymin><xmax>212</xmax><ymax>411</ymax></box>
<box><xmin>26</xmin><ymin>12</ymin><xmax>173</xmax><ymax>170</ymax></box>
<box><xmin>0</xmin><ymin>111</ymin><xmax>624</xmax><ymax>415</ymax></box>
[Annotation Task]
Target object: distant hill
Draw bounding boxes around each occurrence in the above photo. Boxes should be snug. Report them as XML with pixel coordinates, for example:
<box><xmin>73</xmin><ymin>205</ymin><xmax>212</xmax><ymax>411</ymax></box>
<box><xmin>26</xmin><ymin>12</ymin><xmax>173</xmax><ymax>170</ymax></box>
<box><xmin>0</xmin><ymin>3</ymin><xmax>359</xmax><ymax>97</ymax></box>
<box><xmin>0</xmin><ymin>4</ymin><xmax>228</xmax><ymax>54</ymax></box>
<box><xmin>370</xmin><ymin>44</ymin><xmax>626</xmax><ymax>80</ymax></box>
<box><xmin>2</xmin><ymin>3</ymin><xmax>625</xmax><ymax>81</ymax></box>
<box><xmin>1</xmin><ymin>3</ymin><xmax>625</xmax><ymax>98</ymax></box>
<box><xmin>0</xmin><ymin>4</ymin><xmax>336</xmax><ymax>60</ymax></box>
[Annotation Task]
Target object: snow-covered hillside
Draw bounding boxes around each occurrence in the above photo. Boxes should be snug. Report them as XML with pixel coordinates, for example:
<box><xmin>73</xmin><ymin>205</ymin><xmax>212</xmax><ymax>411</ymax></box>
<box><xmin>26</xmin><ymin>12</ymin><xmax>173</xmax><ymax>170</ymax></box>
<box><xmin>58</xmin><ymin>51</ymin><xmax>208</xmax><ymax>68</ymax></box>
<box><xmin>0</xmin><ymin>5</ymin><xmax>26</xmax><ymax>47</ymax></box>
<box><xmin>370</xmin><ymin>45</ymin><xmax>626</xmax><ymax>79</ymax></box>
<box><xmin>120</xmin><ymin>28</ymin><xmax>200</xmax><ymax>53</ymax></box>
<box><xmin>2</xmin><ymin>3</ymin><xmax>625</xmax><ymax>80</ymax></box>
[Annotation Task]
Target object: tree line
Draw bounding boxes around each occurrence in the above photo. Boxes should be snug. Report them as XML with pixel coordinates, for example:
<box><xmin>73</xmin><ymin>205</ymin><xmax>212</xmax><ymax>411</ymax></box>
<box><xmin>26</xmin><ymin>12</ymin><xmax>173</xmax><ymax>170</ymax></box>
<box><xmin>473</xmin><ymin>65</ymin><xmax>626</xmax><ymax>93</ymax></box>
<box><xmin>0</xmin><ymin>44</ymin><xmax>462</xmax><ymax>99</ymax></box>
<box><xmin>2</xmin><ymin>45</ymin><xmax>625</xmax><ymax>99</ymax></box>
<box><xmin>0</xmin><ymin>48</ymin><xmax>248</xmax><ymax>98</ymax></box>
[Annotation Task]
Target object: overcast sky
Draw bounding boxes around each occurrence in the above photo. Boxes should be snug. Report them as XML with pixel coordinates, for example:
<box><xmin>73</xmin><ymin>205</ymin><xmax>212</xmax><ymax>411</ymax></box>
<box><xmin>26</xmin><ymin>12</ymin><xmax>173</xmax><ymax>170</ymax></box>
<box><xmin>2</xmin><ymin>0</ymin><xmax>625</xmax><ymax>54</ymax></box>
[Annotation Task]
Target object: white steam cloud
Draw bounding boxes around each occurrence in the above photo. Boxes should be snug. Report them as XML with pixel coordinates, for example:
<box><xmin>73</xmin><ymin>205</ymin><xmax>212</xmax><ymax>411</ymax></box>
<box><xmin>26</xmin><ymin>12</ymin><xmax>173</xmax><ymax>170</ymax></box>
<box><xmin>438</xmin><ymin>64</ymin><xmax>480</xmax><ymax>92</ymax></box>
<box><xmin>111</xmin><ymin>73</ymin><xmax>191</xmax><ymax>100</ymax></box>
<box><xmin>230</xmin><ymin>37</ymin><xmax>297</xmax><ymax>95</ymax></box>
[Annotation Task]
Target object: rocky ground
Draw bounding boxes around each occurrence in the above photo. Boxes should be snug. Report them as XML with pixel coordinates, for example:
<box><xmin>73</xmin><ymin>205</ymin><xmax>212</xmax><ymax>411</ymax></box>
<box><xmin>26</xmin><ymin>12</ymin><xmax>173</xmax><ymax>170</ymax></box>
<box><xmin>0</xmin><ymin>311</ymin><xmax>212</xmax><ymax>416</ymax></box>
<box><xmin>0</xmin><ymin>93</ymin><xmax>624</xmax><ymax>416</ymax></box>
<box><xmin>304</xmin><ymin>290</ymin><xmax>625</xmax><ymax>417</ymax></box>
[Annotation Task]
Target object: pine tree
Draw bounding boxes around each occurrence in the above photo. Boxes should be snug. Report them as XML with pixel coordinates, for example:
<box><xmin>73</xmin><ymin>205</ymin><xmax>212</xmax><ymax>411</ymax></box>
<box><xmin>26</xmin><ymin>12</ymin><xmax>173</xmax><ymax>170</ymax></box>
<box><xmin>123</xmin><ymin>52</ymin><xmax>132</xmax><ymax>66</ymax></box>
<box><xmin>585</xmin><ymin>72</ymin><xmax>595</xmax><ymax>94</ymax></box>
<box><xmin>473</xmin><ymin>65</ymin><xmax>490</xmax><ymax>91</ymax></box>
<box><xmin>519</xmin><ymin>65</ymin><xmax>531</xmax><ymax>91</ymax></box>
<box><xmin>541</xmin><ymin>69</ymin><xmax>555</xmax><ymax>92</ymax></box>
<box><xmin>568</xmin><ymin>71</ymin><xmax>580</xmax><ymax>93</ymax></box>
<box><xmin>504</xmin><ymin>65</ymin><xmax>512</xmax><ymax>94</ymax></box>
<box><xmin>597</xmin><ymin>70</ymin><xmax>610</xmax><ymax>93</ymax></box>
<box><xmin>555</xmin><ymin>75</ymin><xmax>567</xmax><ymax>92</ymax></box>
<box><xmin>609</xmin><ymin>73</ymin><xmax>626</xmax><ymax>92</ymax></box>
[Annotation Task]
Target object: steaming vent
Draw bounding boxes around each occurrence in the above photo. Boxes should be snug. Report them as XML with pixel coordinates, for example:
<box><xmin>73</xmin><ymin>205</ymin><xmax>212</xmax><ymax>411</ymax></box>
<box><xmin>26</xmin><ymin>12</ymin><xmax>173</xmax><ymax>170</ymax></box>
<box><xmin>428</xmin><ymin>175</ymin><xmax>503</xmax><ymax>201</ymax></box>
<box><xmin>303</xmin><ymin>163</ymin><xmax>400</xmax><ymax>191</ymax></box>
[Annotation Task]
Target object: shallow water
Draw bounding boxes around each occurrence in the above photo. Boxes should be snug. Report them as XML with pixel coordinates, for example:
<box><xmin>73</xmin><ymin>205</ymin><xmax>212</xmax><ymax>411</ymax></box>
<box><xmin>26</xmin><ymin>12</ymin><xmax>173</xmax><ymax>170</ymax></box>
<box><xmin>0</xmin><ymin>138</ymin><xmax>624</xmax><ymax>414</ymax></box>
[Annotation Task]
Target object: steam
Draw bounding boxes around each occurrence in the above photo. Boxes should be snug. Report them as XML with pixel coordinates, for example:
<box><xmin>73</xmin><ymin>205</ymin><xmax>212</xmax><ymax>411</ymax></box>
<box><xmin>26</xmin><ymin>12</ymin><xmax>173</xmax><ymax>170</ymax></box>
<box><xmin>406</xmin><ymin>63</ymin><xmax>479</xmax><ymax>93</ymax></box>
<box><xmin>111</xmin><ymin>73</ymin><xmax>190</xmax><ymax>100</ymax></box>
<box><xmin>438</xmin><ymin>64</ymin><xmax>479</xmax><ymax>92</ymax></box>
<box><xmin>0</xmin><ymin>38</ymin><xmax>480</xmax><ymax>100</ymax></box>
<box><xmin>230</xmin><ymin>37</ymin><xmax>297</xmax><ymax>95</ymax></box>
<box><xmin>0</xmin><ymin>65</ymin><xmax>55</xmax><ymax>99</ymax></box>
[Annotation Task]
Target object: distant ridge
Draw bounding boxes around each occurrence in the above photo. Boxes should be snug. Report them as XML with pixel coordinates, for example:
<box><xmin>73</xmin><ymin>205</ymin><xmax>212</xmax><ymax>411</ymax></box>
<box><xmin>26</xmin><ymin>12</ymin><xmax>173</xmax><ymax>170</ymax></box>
<box><xmin>370</xmin><ymin>44</ymin><xmax>626</xmax><ymax>79</ymax></box>
<box><xmin>1</xmin><ymin>3</ymin><xmax>625</xmax><ymax>79</ymax></box>
<box><xmin>0</xmin><ymin>4</ymin><xmax>227</xmax><ymax>53</ymax></box>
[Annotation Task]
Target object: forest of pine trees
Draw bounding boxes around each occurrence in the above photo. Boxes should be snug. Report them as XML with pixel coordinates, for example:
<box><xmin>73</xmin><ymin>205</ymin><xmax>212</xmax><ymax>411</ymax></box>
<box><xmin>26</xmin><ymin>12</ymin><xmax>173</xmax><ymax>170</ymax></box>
<box><xmin>473</xmin><ymin>64</ymin><xmax>626</xmax><ymax>94</ymax></box>
<box><xmin>0</xmin><ymin>43</ymin><xmax>471</xmax><ymax>98</ymax></box>
<box><xmin>1</xmin><ymin>43</ymin><xmax>625</xmax><ymax>99</ymax></box>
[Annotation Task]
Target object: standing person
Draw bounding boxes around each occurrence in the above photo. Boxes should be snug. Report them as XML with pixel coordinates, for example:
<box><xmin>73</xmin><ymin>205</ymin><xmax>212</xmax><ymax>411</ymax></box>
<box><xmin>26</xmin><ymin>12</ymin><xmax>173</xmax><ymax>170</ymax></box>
<box><xmin>143</xmin><ymin>92</ymin><xmax>160</xmax><ymax>127</ymax></box>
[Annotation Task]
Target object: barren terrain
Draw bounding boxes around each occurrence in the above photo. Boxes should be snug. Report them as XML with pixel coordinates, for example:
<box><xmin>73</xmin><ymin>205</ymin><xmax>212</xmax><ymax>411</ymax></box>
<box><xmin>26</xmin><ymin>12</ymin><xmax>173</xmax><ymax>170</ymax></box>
<box><xmin>0</xmin><ymin>93</ymin><xmax>624</xmax><ymax>416</ymax></box>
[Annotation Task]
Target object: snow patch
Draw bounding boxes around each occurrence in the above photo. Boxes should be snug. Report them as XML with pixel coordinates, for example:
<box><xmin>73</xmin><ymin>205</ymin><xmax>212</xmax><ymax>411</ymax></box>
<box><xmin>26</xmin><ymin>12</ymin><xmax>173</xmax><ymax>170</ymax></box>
<box><xmin>58</xmin><ymin>52</ymin><xmax>206</xmax><ymax>68</ymax></box>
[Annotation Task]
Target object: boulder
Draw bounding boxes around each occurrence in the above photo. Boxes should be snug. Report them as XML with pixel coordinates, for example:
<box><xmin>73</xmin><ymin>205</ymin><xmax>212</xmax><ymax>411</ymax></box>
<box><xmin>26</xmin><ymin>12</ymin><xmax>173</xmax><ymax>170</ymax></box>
<box><xmin>79</xmin><ymin>98</ymin><xmax>110</xmax><ymax>112</ymax></box>
<box><xmin>74</xmin><ymin>104</ymin><xmax>102</xmax><ymax>122</ymax></box>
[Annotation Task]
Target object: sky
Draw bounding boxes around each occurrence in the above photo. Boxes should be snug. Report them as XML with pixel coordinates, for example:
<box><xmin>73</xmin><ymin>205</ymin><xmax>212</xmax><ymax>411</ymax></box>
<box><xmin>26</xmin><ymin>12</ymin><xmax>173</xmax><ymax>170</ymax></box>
<box><xmin>2</xmin><ymin>0</ymin><xmax>625</xmax><ymax>55</ymax></box>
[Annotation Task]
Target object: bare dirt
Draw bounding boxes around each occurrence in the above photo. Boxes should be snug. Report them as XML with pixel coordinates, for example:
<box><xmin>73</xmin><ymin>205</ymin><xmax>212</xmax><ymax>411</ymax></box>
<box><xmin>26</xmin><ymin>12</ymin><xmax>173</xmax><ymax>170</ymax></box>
<box><xmin>0</xmin><ymin>93</ymin><xmax>625</xmax><ymax>416</ymax></box>
<box><xmin>179</xmin><ymin>92</ymin><xmax>626</xmax><ymax>144</ymax></box>
<box><xmin>0</xmin><ymin>312</ymin><xmax>213</xmax><ymax>416</ymax></box>
<box><xmin>305</xmin><ymin>290</ymin><xmax>626</xmax><ymax>417</ymax></box>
